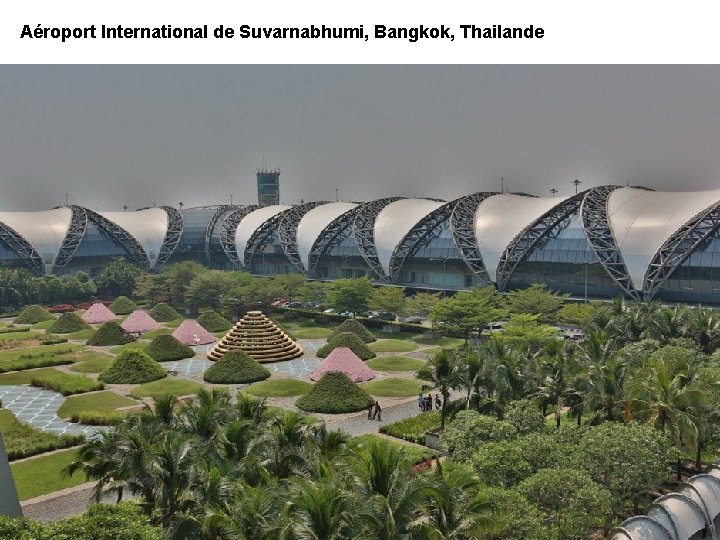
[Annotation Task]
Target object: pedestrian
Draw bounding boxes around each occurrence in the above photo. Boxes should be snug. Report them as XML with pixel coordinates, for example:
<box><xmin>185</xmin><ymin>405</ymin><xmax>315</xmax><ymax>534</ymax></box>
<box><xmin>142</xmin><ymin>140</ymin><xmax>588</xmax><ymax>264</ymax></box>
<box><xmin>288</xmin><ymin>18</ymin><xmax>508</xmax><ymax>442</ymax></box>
<box><xmin>367</xmin><ymin>402</ymin><xmax>373</xmax><ymax>420</ymax></box>
<box><xmin>373</xmin><ymin>400</ymin><xmax>382</xmax><ymax>421</ymax></box>
<box><xmin>418</xmin><ymin>392</ymin><xmax>424</xmax><ymax>411</ymax></box>
<box><xmin>435</xmin><ymin>394</ymin><xmax>441</xmax><ymax>410</ymax></box>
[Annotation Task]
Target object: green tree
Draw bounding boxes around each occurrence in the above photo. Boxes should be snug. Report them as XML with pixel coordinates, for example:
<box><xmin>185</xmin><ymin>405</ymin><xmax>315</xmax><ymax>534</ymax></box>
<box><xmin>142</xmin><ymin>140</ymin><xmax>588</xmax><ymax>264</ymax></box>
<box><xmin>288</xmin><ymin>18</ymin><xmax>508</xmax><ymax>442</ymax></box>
<box><xmin>507</xmin><ymin>283</ymin><xmax>568</xmax><ymax>320</ymax></box>
<box><xmin>368</xmin><ymin>286</ymin><xmax>407</xmax><ymax>317</ymax></box>
<box><xmin>296</xmin><ymin>281</ymin><xmax>329</xmax><ymax>308</ymax></box>
<box><xmin>440</xmin><ymin>411</ymin><xmax>517</xmax><ymax>463</ymax></box>
<box><xmin>429</xmin><ymin>287</ymin><xmax>506</xmax><ymax>344</ymax></box>
<box><xmin>417</xmin><ymin>349</ymin><xmax>457</xmax><ymax>428</ymax></box>
<box><xmin>557</xmin><ymin>302</ymin><xmax>597</xmax><ymax>327</ymax></box>
<box><xmin>405</xmin><ymin>291</ymin><xmax>441</xmax><ymax>319</ymax></box>
<box><xmin>494</xmin><ymin>314</ymin><xmax>562</xmax><ymax>351</ymax></box>
<box><xmin>185</xmin><ymin>270</ymin><xmax>239</xmax><ymax>310</ymax></box>
<box><xmin>325</xmin><ymin>276</ymin><xmax>374</xmax><ymax>315</ymax></box>
<box><xmin>470</xmin><ymin>441</ymin><xmax>531</xmax><ymax>487</ymax></box>
<box><xmin>161</xmin><ymin>261</ymin><xmax>207</xmax><ymax>303</ymax></box>
<box><xmin>95</xmin><ymin>259</ymin><xmax>144</xmax><ymax>298</ymax></box>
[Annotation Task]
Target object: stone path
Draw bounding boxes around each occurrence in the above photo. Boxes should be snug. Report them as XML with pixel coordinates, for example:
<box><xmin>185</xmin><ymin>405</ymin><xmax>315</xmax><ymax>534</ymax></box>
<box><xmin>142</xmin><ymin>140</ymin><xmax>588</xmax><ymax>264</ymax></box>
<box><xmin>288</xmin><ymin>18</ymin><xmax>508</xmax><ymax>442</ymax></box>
<box><xmin>0</xmin><ymin>386</ymin><xmax>97</xmax><ymax>436</ymax></box>
<box><xmin>160</xmin><ymin>358</ymin><xmax>211</xmax><ymax>379</ymax></box>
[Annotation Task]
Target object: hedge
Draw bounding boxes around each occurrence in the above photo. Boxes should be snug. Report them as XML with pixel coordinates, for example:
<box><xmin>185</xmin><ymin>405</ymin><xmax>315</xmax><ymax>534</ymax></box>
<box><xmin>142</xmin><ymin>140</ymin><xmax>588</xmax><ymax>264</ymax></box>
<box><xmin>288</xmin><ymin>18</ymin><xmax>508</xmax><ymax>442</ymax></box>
<box><xmin>87</xmin><ymin>321</ymin><xmax>135</xmax><ymax>346</ymax></box>
<box><xmin>331</xmin><ymin>318</ymin><xmax>376</xmax><ymax>343</ymax></box>
<box><xmin>316</xmin><ymin>332</ymin><xmax>376</xmax><ymax>360</ymax></box>
<box><xmin>196</xmin><ymin>310</ymin><xmax>232</xmax><ymax>333</ymax></box>
<box><xmin>203</xmin><ymin>350</ymin><xmax>270</xmax><ymax>384</ymax></box>
<box><xmin>48</xmin><ymin>312</ymin><xmax>91</xmax><ymax>334</ymax></box>
<box><xmin>148</xmin><ymin>302</ymin><xmax>182</xmax><ymax>322</ymax></box>
<box><xmin>14</xmin><ymin>305</ymin><xmax>54</xmax><ymax>325</ymax></box>
<box><xmin>29</xmin><ymin>370</ymin><xmax>104</xmax><ymax>396</ymax></box>
<box><xmin>380</xmin><ymin>410</ymin><xmax>441</xmax><ymax>444</ymax></box>
<box><xmin>145</xmin><ymin>334</ymin><xmax>195</xmax><ymax>362</ymax></box>
<box><xmin>296</xmin><ymin>371</ymin><xmax>373</xmax><ymax>413</ymax></box>
<box><xmin>109</xmin><ymin>296</ymin><xmax>137</xmax><ymax>315</ymax></box>
<box><xmin>100</xmin><ymin>349</ymin><xmax>167</xmax><ymax>384</ymax></box>
<box><xmin>0</xmin><ymin>409</ymin><xmax>83</xmax><ymax>461</ymax></box>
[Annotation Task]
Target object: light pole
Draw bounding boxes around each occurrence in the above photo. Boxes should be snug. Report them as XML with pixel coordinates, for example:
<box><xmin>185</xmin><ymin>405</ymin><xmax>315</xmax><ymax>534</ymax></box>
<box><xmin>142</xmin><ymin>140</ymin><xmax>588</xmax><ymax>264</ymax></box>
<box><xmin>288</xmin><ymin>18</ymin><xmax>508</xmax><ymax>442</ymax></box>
<box><xmin>550</xmin><ymin>188</ymin><xmax>558</xmax><ymax>198</ymax></box>
<box><xmin>584</xmin><ymin>263</ymin><xmax>589</xmax><ymax>303</ymax></box>
<box><xmin>572</xmin><ymin>178</ymin><xmax>583</xmax><ymax>195</ymax></box>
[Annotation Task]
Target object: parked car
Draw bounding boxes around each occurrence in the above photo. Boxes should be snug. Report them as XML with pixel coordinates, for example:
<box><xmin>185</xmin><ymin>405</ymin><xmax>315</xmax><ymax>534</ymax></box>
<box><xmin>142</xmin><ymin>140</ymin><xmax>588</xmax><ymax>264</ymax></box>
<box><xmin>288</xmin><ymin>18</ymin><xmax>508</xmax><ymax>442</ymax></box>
<box><xmin>368</xmin><ymin>312</ymin><xmax>396</xmax><ymax>322</ymax></box>
<box><xmin>322</xmin><ymin>308</ymin><xmax>336</xmax><ymax>314</ymax></box>
<box><xmin>270</xmin><ymin>298</ymin><xmax>288</xmax><ymax>308</ymax></box>
<box><xmin>340</xmin><ymin>311</ymin><xmax>354</xmax><ymax>317</ymax></box>
<box><xmin>287</xmin><ymin>302</ymin><xmax>303</xmax><ymax>308</ymax></box>
<box><xmin>401</xmin><ymin>316</ymin><xmax>424</xmax><ymax>324</ymax></box>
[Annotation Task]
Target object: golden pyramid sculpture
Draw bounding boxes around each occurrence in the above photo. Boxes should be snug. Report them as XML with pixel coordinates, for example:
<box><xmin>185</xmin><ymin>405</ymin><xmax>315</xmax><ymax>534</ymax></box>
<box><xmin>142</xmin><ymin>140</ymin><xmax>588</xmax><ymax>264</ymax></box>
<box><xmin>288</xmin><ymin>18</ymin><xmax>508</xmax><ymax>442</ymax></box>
<box><xmin>207</xmin><ymin>311</ymin><xmax>304</xmax><ymax>363</ymax></box>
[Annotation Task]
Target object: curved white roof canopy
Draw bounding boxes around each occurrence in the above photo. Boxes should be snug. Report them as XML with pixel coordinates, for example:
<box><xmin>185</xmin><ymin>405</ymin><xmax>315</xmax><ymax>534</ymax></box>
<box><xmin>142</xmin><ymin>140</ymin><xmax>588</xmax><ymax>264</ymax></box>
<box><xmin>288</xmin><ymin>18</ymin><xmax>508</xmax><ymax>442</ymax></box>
<box><xmin>297</xmin><ymin>202</ymin><xmax>357</xmax><ymax>270</ymax></box>
<box><xmin>234</xmin><ymin>205</ymin><xmax>291</xmax><ymax>265</ymax></box>
<box><xmin>98</xmin><ymin>208</ymin><xmax>169</xmax><ymax>268</ymax></box>
<box><xmin>374</xmin><ymin>199</ymin><xmax>444</xmax><ymax>275</ymax></box>
<box><xmin>0</xmin><ymin>208</ymin><xmax>72</xmax><ymax>273</ymax></box>
<box><xmin>474</xmin><ymin>194</ymin><xmax>564</xmax><ymax>282</ymax></box>
<box><xmin>607</xmin><ymin>187</ymin><xmax>720</xmax><ymax>290</ymax></box>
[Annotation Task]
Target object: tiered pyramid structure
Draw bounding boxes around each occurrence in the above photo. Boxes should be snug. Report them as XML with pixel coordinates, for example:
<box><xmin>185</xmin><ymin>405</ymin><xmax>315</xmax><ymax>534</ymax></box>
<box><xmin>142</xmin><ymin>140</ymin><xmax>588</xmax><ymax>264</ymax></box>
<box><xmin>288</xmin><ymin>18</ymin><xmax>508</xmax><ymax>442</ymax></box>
<box><xmin>207</xmin><ymin>311</ymin><xmax>303</xmax><ymax>363</ymax></box>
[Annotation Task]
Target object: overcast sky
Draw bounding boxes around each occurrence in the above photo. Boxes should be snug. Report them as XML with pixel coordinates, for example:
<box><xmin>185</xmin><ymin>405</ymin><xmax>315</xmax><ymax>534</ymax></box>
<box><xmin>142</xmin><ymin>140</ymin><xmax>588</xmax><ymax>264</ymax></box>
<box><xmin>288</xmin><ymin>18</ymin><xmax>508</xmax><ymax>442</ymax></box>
<box><xmin>1</xmin><ymin>65</ymin><xmax>720</xmax><ymax>211</ymax></box>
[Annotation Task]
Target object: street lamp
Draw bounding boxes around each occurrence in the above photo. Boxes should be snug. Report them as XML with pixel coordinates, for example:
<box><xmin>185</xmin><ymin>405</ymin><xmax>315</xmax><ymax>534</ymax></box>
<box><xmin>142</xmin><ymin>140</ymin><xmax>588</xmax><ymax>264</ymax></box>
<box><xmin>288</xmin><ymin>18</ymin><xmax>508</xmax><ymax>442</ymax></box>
<box><xmin>572</xmin><ymin>178</ymin><xmax>583</xmax><ymax>195</ymax></box>
<box><xmin>584</xmin><ymin>263</ymin><xmax>589</xmax><ymax>303</ymax></box>
<box><xmin>549</xmin><ymin>188</ymin><xmax>558</xmax><ymax>198</ymax></box>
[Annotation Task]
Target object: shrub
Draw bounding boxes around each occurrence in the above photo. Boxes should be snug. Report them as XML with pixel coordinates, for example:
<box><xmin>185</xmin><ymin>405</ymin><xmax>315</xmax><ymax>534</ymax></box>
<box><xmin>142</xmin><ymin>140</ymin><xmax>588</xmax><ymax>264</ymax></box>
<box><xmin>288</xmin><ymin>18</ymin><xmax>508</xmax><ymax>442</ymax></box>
<box><xmin>518</xmin><ymin>431</ymin><xmax>580</xmax><ymax>473</ymax></box>
<box><xmin>109</xmin><ymin>296</ymin><xmax>137</xmax><ymax>315</ymax></box>
<box><xmin>40</xmin><ymin>335</ymin><xmax>69</xmax><ymax>345</ymax></box>
<box><xmin>471</xmin><ymin>441</ymin><xmax>531</xmax><ymax>488</ymax></box>
<box><xmin>505</xmin><ymin>399</ymin><xmax>546</xmax><ymax>435</ymax></box>
<box><xmin>100</xmin><ymin>349</ymin><xmax>167</xmax><ymax>384</ymax></box>
<box><xmin>296</xmin><ymin>371</ymin><xmax>373</xmax><ymax>413</ymax></box>
<box><xmin>203</xmin><ymin>350</ymin><xmax>270</xmax><ymax>384</ymax></box>
<box><xmin>14</xmin><ymin>305</ymin><xmax>54</xmax><ymax>324</ymax></box>
<box><xmin>331</xmin><ymin>319</ymin><xmax>376</xmax><ymax>343</ymax></box>
<box><xmin>440</xmin><ymin>410</ymin><xmax>517</xmax><ymax>463</ymax></box>
<box><xmin>148</xmin><ymin>302</ymin><xmax>182</xmax><ymax>322</ymax></box>
<box><xmin>70</xmin><ymin>411</ymin><xmax>129</xmax><ymax>425</ymax></box>
<box><xmin>87</xmin><ymin>321</ymin><xmax>135</xmax><ymax>346</ymax></box>
<box><xmin>476</xmin><ymin>486</ymin><xmax>556</xmax><ymax>540</ymax></box>
<box><xmin>48</xmin><ymin>312</ymin><xmax>91</xmax><ymax>334</ymax></box>
<box><xmin>145</xmin><ymin>334</ymin><xmax>194</xmax><ymax>362</ymax></box>
<box><xmin>196</xmin><ymin>310</ymin><xmax>232</xmax><ymax>332</ymax></box>
<box><xmin>380</xmin><ymin>410</ymin><xmax>440</xmax><ymax>444</ymax></box>
<box><xmin>316</xmin><ymin>332</ymin><xmax>376</xmax><ymax>360</ymax></box>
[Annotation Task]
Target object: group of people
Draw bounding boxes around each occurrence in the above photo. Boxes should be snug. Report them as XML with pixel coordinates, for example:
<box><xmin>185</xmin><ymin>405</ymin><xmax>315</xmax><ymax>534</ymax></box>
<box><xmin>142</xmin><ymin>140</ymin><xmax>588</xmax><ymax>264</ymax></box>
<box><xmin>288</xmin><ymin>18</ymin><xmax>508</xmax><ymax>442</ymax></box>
<box><xmin>367</xmin><ymin>400</ymin><xmax>382</xmax><ymax>421</ymax></box>
<box><xmin>419</xmin><ymin>393</ymin><xmax>441</xmax><ymax>412</ymax></box>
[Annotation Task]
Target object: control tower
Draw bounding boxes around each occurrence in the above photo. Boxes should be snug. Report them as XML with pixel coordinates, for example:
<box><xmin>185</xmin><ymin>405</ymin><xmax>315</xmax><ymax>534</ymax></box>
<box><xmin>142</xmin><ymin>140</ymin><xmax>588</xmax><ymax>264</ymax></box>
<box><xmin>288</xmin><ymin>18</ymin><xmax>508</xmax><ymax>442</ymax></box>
<box><xmin>257</xmin><ymin>167</ymin><xmax>280</xmax><ymax>206</ymax></box>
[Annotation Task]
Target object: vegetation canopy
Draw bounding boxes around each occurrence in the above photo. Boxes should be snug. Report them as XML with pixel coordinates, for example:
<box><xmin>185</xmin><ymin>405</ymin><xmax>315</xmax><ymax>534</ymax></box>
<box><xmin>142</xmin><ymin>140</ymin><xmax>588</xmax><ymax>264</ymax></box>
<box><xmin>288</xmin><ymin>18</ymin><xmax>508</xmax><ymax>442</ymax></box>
<box><xmin>87</xmin><ymin>321</ymin><xmax>134</xmax><ymax>346</ymax></box>
<box><xmin>296</xmin><ymin>371</ymin><xmax>373</xmax><ymax>413</ymax></box>
<box><xmin>145</xmin><ymin>334</ymin><xmax>195</xmax><ymax>362</ymax></box>
<box><xmin>99</xmin><ymin>349</ymin><xmax>167</xmax><ymax>384</ymax></box>
<box><xmin>316</xmin><ymin>331</ymin><xmax>376</xmax><ymax>360</ymax></box>
<box><xmin>203</xmin><ymin>350</ymin><xmax>270</xmax><ymax>384</ymax></box>
<box><xmin>109</xmin><ymin>296</ymin><xmax>138</xmax><ymax>315</ymax></box>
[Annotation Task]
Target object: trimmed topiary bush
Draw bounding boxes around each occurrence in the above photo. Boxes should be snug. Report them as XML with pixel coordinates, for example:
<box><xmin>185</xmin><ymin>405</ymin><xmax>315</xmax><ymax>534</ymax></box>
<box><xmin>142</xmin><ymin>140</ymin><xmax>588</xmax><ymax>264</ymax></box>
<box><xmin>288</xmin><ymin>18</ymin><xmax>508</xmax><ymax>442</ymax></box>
<box><xmin>296</xmin><ymin>371</ymin><xmax>373</xmax><ymax>413</ymax></box>
<box><xmin>316</xmin><ymin>332</ymin><xmax>376</xmax><ymax>360</ymax></box>
<box><xmin>15</xmin><ymin>305</ymin><xmax>54</xmax><ymax>324</ymax></box>
<box><xmin>203</xmin><ymin>350</ymin><xmax>270</xmax><ymax>384</ymax></box>
<box><xmin>196</xmin><ymin>310</ymin><xmax>232</xmax><ymax>333</ymax></box>
<box><xmin>145</xmin><ymin>334</ymin><xmax>195</xmax><ymax>362</ymax></box>
<box><xmin>109</xmin><ymin>296</ymin><xmax>137</xmax><ymax>315</ymax></box>
<box><xmin>100</xmin><ymin>349</ymin><xmax>167</xmax><ymax>384</ymax></box>
<box><xmin>48</xmin><ymin>312</ymin><xmax>91</xmax><ymax>334</ymax></box>
<box><xmin>148</xmin><ymin>303</ymin><xmax>182</xmax><ymax>322</ymax></box>
<box><xmin>331</xmin><ymin>319</ymin><xmax>376</xmax><ymax>343</ymax></box>
<box><xmin>87</xmin><ymin>322</ymin><xmax>135</xmax><ymax>346</ymax></box>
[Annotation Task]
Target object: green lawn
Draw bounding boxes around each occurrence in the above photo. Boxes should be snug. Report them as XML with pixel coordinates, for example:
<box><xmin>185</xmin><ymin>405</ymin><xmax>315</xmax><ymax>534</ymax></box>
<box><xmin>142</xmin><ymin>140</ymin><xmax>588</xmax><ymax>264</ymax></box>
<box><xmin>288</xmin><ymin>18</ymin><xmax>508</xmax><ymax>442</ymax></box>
<box><xmin>109</xmin><ymin>342</ymin><xmax>148</xmax><ymax>355</ymax></box>
<box><xmin>0</xmin><ymin>409</ymin><xmax>82</xmax><ymax>461</ymax></box>
<box><xmin>142</xmin><ymin>328</ymin><xmax>173</xmax><ymax>340</ymax></box>
<box><xmin>163</xmin><ymin>319</ymin><xmax>184</xmax><ymax>328</ymax></box>
<box><xmin>66</xmin><ymin>329</ymin><xmax>96</xmax><ymax>340</ymax></box>
<box><xmin>349</xmin><ymin>434</ymin><xmax>437</xmax><ymax>464</ymax></box>
<box><xmin>244</xmin><ymin>378</ymin><xmax>313</xmax><ymax>397</ymax></box>
<box><xmin>0</xmin><ymin>331</ymin><xmax>40</xmax><ymax>343</ymax></box>
<box><xmin>369</xmin><ymin>340</ymin><xmax>419</xmax><ymax>353</ymax></box>
<box><xmin>362</xmin><ymin>377</ymin><xmax>427</xmax><ymax>397</ymax></box>
<box><xmin>367</xmin><ymin>355</ymin><xmax>426</xmax><ymax>372</ymax></box>
<box><xmin>57</xmin><ymin>391</ymin><xmax>140</xmax><ymax>419</ymax></box>
<box><xmin>30</xmin><ymin>319</ymin><xmax>56</xmax><ymax>330</ymax></box>
<box><xmin>278</xmin><ymin>319</ymin><xmax>334</xmax><ymax>339</ymax></box>
<box><xmin>68</xmin><ymin>352</ymin><xmax>114</xmax><ymax>373</ymax></box>
<box><xmin>130</xmin><ymin>378</ymin><xmax>203</xmax><ymax>399</ymax></box>
<box><xmin>11</xmin><ymin>448</ymin><xmax>86</xmax><ymax>500</ymax></box>
<box><xmin>410</xmin><ymin>335</ymin><xmax>465</xmax><ymax>348</ymax></box>
<box><xmin>0</xmin><ymin>367</ymin><xmax>103</xmax><ymax>395</ymax></box>
<box><xmin>0</xmin><ymin>343</ymin><xmax>82</xmax><ymax>364</ymax></box>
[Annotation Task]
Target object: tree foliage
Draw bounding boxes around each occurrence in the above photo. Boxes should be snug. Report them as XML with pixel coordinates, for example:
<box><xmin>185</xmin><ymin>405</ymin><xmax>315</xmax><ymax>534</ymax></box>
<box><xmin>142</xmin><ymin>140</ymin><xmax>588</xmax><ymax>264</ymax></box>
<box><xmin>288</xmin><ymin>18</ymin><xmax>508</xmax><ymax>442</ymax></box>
<box><xmin>325</xmin><ymin>276</ymin><xmax>375</xmax><ymax>314</ymax></box>
<box><xmin>507</xmin><ymin>283</ymin><xmax>568</xmax><ymax>320</ymax></box>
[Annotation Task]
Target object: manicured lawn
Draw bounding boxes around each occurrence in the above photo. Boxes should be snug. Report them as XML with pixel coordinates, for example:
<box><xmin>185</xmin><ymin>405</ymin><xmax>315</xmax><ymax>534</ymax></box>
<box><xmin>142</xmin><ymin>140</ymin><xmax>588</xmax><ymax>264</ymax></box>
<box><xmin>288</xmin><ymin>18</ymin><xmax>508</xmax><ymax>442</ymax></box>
<box><xmin>367</xmin><ymin>355</ymin><xmax>426</xmax><ymax>372</ymax></box>
<box><xmin>0</xmin><ymin>331</ymin><xmax>39</xmax><ymax>343</ymax></box>
<box><xmin>278</xmin><ymin>319</ymin><xmax>334</xmax><ymax>339</ymax></box>
<box><xmin>349</xmin><ymin>434</ymin><xmax>437</xmax><ymax>464</ymax></box>
<box><xmin>0</xmin><ymin>368</ymin><xmax>56</xmax><ymax>385</ymax></box>
<box><xmin>0</xmin><ymin>367</ymin><xmax>103</xmax><ymax>395</ymax></box>
<box><xmin>68</xmin><ymin>352</ymin><xmax>114</xmax><ymax>373</ymax></box>
<box><xmin>369</xmin><ymin>339</ymin><xmax>419</xmax><ymax>353</ymax></box>
<box><xmin>380</xmin><ymin>410</ymin><xmax>441</xmax><ymax>444</ymax></box>
<box><xmin>11</xmin><ymin>448</ymin><xmax>86</xmax><ymax>500</ymax></box>
<box><xmin>0</xmin><ymin>409</ymin><xmax>82</xmax><ymax>461</ymax></box>
<box><xmin>130</xmin><ymin>378</ymin><xmax>203</xmax><ymax>399</ymax></box>
<box><xmin>410</xmin><ymin>335</ymin><xmax>465</xmax><ymax>348</ymax></box>
<box><xmin>66</xmin><ymin>328</ymin><xmax>96</xmax><ymax>340</ymax></box>
<box><xmin>57</xmin><ymin>391</ymin><xmax>140</xmax><ymax>419</ymax></box>
<box><xmin>30</xmin><ymin>320</ymin><xmax>56</xmax><ymax>330</ymax></box>
<box><xmin>0</xmin><ymin>343</ymin><xmax>82</xmax><ymax>364</ymax></box>
<box><xmin>109</xmin><ymin>342</ymin><xmax>148</xmax><ymax>355</ymax></box>
<box><xmin>163</xmin><ymin>319</ymin><xmax>183</xmax><ymax>328</ymax></box>
<box><xmin>142</xmin><ymin>328</ymin><xmax>173</xmax><ymax>340</ymax></box>
<box><xmin>245</xmin><ymin>378</ymin><xmax>313</xmax><ymax>397</ymax></box>
<box><xmin>362</xmin><ymin>377</ymin><xmax>427</xmax><ymax>397</ymax></box>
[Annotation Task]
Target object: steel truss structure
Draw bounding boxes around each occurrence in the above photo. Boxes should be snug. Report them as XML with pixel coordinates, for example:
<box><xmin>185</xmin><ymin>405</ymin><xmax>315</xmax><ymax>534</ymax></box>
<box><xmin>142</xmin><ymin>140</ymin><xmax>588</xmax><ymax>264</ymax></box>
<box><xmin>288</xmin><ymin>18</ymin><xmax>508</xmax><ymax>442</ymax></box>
<box><xmin>85</xmin><ymin>208</ymin><xmax>150</xmax><ymax>268</ymax></box>
<box><xmin>580</xmin><ymin>185</ymin><xmax>640</xmax><ymax>299</ymax></box>
<box><xmin>243</xmin><ymin>208</ymin><xmax>294</xmax><ymax>269</ymax></box>
<box><xmin>352</xmin><ymin>197</ymin><xmax>404</xmax><ymax>280</ymax></box>
<box><xmin>278</xmin><ymin>201</ymin><xmax>328</xmax><ymax>273</ymax></box>
<box><xmin>449</xmin><ymin>192</ymin><xmax>497</xmax><ymax>284</ymax></box>
<box><xmin>54</xmin><ymin>206</ymin><xmax>88</xmax><ymax>271</ymax></box>
<box><xmin>495</xmin><ymin>191</ymin><xmax>588</xmax><ymax>291</ymax></box>
<box><xmin>307</xmin><ymin>206</ymin><xmax>361</xmax><ymax>277</ymax></box>
<box><xmin>0</xmin><ymin>221</ymin><xmax>44</xmax><ymax>275</ymax></box>
<box><xmin>157</xmin><ymin>206</ymin><xmax>184</xmax><ymax>266</ymax></box>
<box><xmin>204</xmin><ymin>205</ymin><xmax>234</xmax><ymax>266</ymax></box>
<box><xmin>643</xmin><ymin>200</ymin><xmax>720</xmax><ymax>300</ymax></box>
<box><xmin>389</xmin><ymin>200</ymin><xmax>456</xmax><ymax>281</ymax></box>
<box><xmin>219</xmin><ymin>205</ymin><xmax>258</xmax><ymax>266</ymax></box>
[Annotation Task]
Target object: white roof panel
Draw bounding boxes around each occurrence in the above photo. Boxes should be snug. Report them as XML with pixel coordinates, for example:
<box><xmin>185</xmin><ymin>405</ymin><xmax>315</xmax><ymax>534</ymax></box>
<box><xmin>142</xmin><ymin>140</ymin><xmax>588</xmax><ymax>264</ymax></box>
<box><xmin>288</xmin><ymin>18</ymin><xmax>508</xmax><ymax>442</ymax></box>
<box><xmin>607</xmin><ymin>187</ymin><xmax>720</xmax><ymax>290</ymax></box>
<box><xmin>98</xmin><ymin>208</ymin><xmax>169</xmax><ymax>268</ymax></box>
<box><xmin>234</xmin><ymin>205</ymin><xmax>291</xmax><ymax>265</ymax></box>
<box><xmin>374</xmin><ymin>199</ymin><xmax>444</xmax><ymax>275</ymax></box>
<box><xmin>297</xmin><ymin>202</ymin><xmax>357</xmax><ymax>270</ymax></box>
<box><xmin>474</xmin><ymin>194</ymin><xmax>564</xmax><ymax>282</ymax></box>
<box><xmin>0</xmin><ymin>208</ymin><xmax>73</xmax><ymax>273</ymax></box>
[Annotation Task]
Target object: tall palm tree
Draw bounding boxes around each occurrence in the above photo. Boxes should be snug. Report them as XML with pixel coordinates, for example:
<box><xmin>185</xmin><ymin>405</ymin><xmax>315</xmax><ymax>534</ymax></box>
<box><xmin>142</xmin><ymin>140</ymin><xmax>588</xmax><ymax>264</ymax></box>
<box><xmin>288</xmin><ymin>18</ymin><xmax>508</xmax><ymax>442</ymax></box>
<box><xmin>642</xmin><ymin>305</ymin><xmax>689</xmax><ymax>343</ymax></box>
<box><xmin>585</xmin><ymin>356</ymin><xmax>627</xmax><ymax>421</ymax></box>
<box><xmin>284</xmin><ymin>478</ymin><xmax>356</xmax><ymax>540</ymax></box>
<box><xmin>484</xmin><ymin>340</ymin><xmax>528</xmax><ymax>418</ymax></box>
<box><xmin>682</xmin><ymin>307</ymin><xmax>720</xmax><ymax>354</ymax></box>
<box><xmin>417</xmin><ymin>349</ymin><xmax>457</xmax><ymax>428</ymax></box>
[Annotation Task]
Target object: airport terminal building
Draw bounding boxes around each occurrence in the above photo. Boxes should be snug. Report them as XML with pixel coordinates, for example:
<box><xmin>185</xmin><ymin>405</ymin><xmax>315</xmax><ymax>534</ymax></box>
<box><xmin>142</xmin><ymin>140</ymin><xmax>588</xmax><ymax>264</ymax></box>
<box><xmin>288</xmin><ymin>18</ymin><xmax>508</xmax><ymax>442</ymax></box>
<box><xmin>2</xmin><ymin>185</ymin><xmax>720</xmax><ymax>304</ymax></box>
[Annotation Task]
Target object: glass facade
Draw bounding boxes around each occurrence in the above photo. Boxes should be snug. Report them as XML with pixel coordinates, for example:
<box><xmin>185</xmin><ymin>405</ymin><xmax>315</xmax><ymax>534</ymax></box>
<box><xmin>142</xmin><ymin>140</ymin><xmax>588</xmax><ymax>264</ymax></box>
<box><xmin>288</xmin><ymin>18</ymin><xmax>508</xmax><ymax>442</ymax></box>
<box><xmin>657</xmin><ymin>231</ymin><xmax>720</xmax><ymax>304</ymax></box>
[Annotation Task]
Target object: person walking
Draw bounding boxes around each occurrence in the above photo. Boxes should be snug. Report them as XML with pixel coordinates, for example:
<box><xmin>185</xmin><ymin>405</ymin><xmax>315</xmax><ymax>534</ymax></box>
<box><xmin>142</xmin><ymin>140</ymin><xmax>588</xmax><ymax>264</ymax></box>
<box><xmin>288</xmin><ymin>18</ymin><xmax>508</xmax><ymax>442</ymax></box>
<box><xmin>418</xmin><ymin>392</ymin><xmax>424</xmax><ymax>411</ymax></box>
<box><xmin>373</xmin><ymin>400</ymin><xmax>382</xmax><ymax>421</ymax></box>
<box><xmin>367</xmin><ymin>402</ymin><xmax>373</xmax><ymax>420</ymax></box>
<box><xmin>435</xmin><ymin>394</ymin><xmax>441</xmax><ymax>410</ymax></box>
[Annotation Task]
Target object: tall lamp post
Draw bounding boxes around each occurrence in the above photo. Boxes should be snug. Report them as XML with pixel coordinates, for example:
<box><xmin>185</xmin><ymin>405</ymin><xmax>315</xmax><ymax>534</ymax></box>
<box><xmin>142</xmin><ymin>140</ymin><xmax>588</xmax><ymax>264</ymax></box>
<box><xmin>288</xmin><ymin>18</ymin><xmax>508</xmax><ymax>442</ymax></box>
<box><xmin>572</xmin><ymin>178</ymin><xmax>583</xmax><ymax>195</ymax></box>
<box><xmin>584</xmin><ymin>263</ymin><xmax>589</xmax><ymax>303</ymax></box>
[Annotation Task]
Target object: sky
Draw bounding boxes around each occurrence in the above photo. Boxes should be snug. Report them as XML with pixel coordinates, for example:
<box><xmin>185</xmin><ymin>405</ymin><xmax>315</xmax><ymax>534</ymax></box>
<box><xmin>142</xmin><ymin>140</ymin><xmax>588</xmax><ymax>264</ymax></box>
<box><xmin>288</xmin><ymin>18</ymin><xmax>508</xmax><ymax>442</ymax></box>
<box><xmin>1</xmin><ymin>65</ymin><xmax>720</xmax><ymax>211</ymax></box>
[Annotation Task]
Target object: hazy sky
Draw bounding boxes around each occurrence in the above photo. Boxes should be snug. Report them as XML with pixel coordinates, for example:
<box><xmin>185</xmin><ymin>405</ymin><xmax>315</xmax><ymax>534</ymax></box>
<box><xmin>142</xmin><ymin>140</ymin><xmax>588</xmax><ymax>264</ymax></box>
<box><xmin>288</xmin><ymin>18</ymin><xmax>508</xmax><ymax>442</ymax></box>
<box><xmin>2</xmin><ymin>65</ymin><xmax>720</xmax><ymax>211</ymax></box>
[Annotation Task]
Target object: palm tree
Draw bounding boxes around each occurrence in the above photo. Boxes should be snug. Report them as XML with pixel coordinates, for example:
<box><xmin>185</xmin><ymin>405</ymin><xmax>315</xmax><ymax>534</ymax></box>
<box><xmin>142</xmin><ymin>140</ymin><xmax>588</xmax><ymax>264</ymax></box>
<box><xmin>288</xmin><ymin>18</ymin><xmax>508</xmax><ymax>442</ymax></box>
<box><xmin>642</xmin><ymin>305</ymin><xmax>689</xmax><ymax>343</ymax></box>
<box><xmin>682</xmin><ymin>307</ymin><xmax>720</xmax><ymax>354</ymax></box>
<box><xmin>454</xmin><ymin>348</ymin><xmax>486</xmax><ymax>411</ymax></box>
<box><xmin>585</xmin><ymin>356</ymin><xmax>627</xmax><ymax>421</ymax></box>
<box><xmin>484</xmin><ymin>340</ymin><xmax>528</xmax><ymax>418</ymax></box>
<box><xmin>284</xmin><ymin>478</ymin><xmax>356</xmax><ymax>540</ymax></box>
<box><xmin>417</xmin><ymin>349</ymin><xmax>457</xmax><ymax>428</ymax></box>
